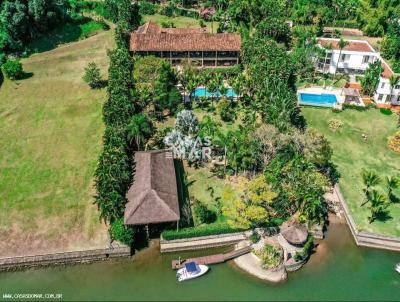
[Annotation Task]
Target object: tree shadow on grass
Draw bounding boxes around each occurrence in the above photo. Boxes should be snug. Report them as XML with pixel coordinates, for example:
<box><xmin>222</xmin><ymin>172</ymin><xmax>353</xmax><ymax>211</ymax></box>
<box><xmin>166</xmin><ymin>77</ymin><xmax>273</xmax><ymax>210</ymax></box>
<box><xmin>374</xmin><ymin>211</ymin><xmax>393</xmax><ymax>223</ymax></box>
<box><xmin>174</xmin><ymin>159</ymin><xmax>194</xmax><ymax>228</ymax></box>
<box><xmin>18</xmin><ymin>71</ymin><xmax>34</xmax><ymax>80</ymax></box>
<box><xmin>25</xmin><ymin>21</ymin><xmax>87</xmax><ymax>56</ymax></box>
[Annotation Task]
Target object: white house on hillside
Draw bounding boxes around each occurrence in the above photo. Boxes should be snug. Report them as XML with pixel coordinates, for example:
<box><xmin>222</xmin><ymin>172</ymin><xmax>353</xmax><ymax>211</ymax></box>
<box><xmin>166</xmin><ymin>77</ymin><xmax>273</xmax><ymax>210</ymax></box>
<box><xmin>317</xmin><ymin>38</ymin><xmax>400</xmax><ymax>105</ymax></box>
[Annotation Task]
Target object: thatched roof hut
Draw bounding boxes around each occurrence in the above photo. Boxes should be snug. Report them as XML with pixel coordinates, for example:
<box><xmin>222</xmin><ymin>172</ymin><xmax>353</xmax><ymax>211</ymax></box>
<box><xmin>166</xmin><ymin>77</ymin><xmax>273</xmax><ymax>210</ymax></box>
<box><xmin>124</xmin><ymin>150</ymin><xmax>180</xmax><ymax>225</ymax></box>
<box><xmin>280</xmin><ymin>221</ymin><xmax>308</xmax><ymax>245</ymax></box>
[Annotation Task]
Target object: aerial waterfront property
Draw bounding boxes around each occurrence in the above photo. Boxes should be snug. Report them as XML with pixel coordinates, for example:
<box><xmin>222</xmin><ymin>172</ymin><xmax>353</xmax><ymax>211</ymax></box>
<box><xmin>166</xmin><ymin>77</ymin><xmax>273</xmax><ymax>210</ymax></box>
<box><xmin>0</xmin><ymin>0</ymin><xmax>400</xmax><ymax>301</ymax></box>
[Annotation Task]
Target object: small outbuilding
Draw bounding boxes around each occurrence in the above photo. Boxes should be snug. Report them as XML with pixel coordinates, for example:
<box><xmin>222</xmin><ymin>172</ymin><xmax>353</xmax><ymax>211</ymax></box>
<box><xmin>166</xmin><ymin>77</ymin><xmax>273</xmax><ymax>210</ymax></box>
<box><xmin>280</xmin><ymin>221</ymin><xmax>308</xmax><ymax>246</ymax></box>
<box><xmin>124</xmin><ymin>150</ymin><xmax>180</xmax><ymax>227</ymax></box>
<box><xmin>341</xmin><ymin>87</ymin><xmax>362</xmax><ymax>105</ymax></box>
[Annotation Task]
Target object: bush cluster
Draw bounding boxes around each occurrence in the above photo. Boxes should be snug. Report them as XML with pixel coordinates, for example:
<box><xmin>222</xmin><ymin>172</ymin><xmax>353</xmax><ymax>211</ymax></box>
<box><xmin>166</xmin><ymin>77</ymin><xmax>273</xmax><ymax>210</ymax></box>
<box><xmin>294</xmin><ymin>235</ymin><xmax>314</xmax><ymax>261</ymax></box>
<box><xmin>109</xmin><ymin>218</ymin><xmax>135</xmax><ymax>246</ymax></box>
<box><xmin>193</xmin><ymin>200</ymin><xmax>217</xmax><ymax>224</ymax></box>
<box><xmin>161</xmin><ymin>223</ymin><xmax>246</xmax><ymax>240</ymax></box>
<box><xmin>1</xmin><ymin>59</ymin><xmax>23</xmax><ymax>80</ymax></box>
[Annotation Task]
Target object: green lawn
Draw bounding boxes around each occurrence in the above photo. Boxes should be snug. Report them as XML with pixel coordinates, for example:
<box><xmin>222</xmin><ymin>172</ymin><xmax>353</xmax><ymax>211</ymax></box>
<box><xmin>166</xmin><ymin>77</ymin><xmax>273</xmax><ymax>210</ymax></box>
<box><xmin>0</xmin><ymin>29</ymin><xmax>113</xmax><ymax>256</ymax></box>
<box><xmin>303</xmin><ymin>107</ymin><xmax>400</xmax><ymax>237</ymax></box>
<box><xmin>143</xmin><ymin>14</ymin><xmax>218</xmax><ymax>32</ymax></box>
<box><xmin>185</xmin><ymin>165</ymin><xmax>240</xmax><ymax>224</ymax></box>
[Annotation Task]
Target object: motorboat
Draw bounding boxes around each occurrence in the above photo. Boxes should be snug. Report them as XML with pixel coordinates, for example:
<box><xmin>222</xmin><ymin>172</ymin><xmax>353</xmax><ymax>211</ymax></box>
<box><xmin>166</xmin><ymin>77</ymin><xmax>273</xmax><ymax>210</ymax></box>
<box><xmin>395</xmin><ymin>263</ymin><xmax>400</xmax><ymax>274</ymax></box>
<box><xmin>176</xmin><ymin>262</ymin><xmax>209</xmax><ymax>282</ymax></box>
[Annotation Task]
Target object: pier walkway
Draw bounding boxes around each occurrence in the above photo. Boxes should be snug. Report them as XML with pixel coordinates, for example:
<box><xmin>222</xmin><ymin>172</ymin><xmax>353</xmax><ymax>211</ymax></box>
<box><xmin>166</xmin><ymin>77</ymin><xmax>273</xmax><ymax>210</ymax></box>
<box><xmin>171</xmin><ymin>245</ymin><xmax>251</xmax><ymax>269</ymax></box>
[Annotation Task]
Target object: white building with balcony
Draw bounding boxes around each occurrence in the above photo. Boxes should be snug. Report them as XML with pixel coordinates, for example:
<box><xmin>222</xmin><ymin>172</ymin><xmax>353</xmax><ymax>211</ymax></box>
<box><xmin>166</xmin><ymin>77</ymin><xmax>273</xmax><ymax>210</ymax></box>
<box><xmin>317</xmin><ymin>38</ymin><xmax>399</xmax><ymax>105</ymax></box>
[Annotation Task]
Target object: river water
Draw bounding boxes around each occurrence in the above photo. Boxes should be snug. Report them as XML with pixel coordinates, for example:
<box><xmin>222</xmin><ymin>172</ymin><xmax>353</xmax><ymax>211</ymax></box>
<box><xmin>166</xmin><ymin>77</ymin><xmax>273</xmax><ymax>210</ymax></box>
<box><xmin>0</xmin><ymin>219</ymin><xmax>399</xmax><ymax>301</ymax></box>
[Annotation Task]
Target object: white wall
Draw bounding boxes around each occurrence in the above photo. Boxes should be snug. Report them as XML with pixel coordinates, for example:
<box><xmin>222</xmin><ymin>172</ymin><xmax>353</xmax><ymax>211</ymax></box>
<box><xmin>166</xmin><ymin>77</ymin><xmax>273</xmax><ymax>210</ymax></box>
<box><xmin>322</xmin><ymin>50</ymin><xmax>378</xmax><ymax>74</ymax></box>
<box><xmin>374</xmin><ymin>77</ymin><xmax>400</xmax><ymax>104</ymax></box>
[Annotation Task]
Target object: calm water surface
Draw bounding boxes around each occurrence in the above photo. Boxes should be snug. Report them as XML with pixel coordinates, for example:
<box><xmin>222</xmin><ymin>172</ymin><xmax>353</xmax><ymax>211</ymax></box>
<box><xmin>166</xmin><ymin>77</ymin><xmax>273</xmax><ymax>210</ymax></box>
<box><xmin>0</xmin><ymin>220</ymin><xmax>399</xmax><ymax>301</ymax></box>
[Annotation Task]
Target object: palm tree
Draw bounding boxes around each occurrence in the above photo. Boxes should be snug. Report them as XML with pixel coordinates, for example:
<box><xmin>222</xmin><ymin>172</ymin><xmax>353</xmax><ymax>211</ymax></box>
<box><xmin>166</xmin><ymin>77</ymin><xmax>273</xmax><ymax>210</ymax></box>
<box><xmin>361</xmin><ymin>169</ymin><xmax>381</xmax><ymax>206</ymax></box>
<box><xmin>127</xmin><ymin>114</ymin><xmax>154</xmax><ymax>150</ymax></box>
<box><xmin>322</xmin><ymin>43</ymin><xmax>333</xmax><ymax>87</ymax></box>
<box><xmin>207</xmin><ymin>75</ymin><xmax>221</xmax><ymax>110</ymax></box>
<box><xmin>334</xmin><ymin>38</ymin><xmax>348</xmax><ymax>76</ymax></box>
<box><xmin>389</xmin><ymin>75</ymin><xmax>400</xmax><ymax>104</ymax></box>
<box><xmin>386</xmin><ymin>176</ymin><xmax>400</xmax><ymax>203</ymax></box>
<box><xmin>214</xmin><ymin>130</ymin><xmax>229</xmax><ymax>176</ymax></box>
<box><xmin>366</xmin><ymin>190</ymin><xmax>389</xmax><ymax>224</ymax></box>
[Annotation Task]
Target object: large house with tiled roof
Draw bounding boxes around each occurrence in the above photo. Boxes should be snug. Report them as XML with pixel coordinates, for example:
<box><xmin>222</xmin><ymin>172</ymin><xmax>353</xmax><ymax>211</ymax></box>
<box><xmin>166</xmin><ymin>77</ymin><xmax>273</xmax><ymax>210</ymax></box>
<box><xmin>130</xmin><ymin>22</ymin><xmax>241</xmax><ymax>68</ymax></box>
<box><xmin>317</xmin><ymin>38</ymin><xmax>399</xmax><ymax>104</ymax></box>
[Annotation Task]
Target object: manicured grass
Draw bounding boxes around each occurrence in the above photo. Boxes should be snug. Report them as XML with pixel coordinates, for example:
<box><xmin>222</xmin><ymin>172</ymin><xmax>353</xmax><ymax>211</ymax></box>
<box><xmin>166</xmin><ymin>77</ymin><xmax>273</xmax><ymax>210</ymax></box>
<box><xmin>303</xmin><ymin>107</ymin><xmax>400</xmax><ymax>237</ymax></box>
<box><xmin>0</xmin><ymin>29</ymin><xmax>114</xmax><ymax>256</ymax></box>
<box><xmin>143</xmin><ymin>14</ymin><xmax>218</xmax><ymax>32</ymax></box>
<box><xmin>185</xmin><ymin>165</ymin><xmax>240</xmax><ymax>224</ymax></box>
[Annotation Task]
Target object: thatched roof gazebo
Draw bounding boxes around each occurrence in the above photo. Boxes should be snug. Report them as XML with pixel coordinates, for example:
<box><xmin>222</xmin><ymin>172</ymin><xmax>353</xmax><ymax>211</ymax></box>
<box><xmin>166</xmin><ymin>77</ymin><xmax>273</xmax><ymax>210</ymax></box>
<box><xmin>124</xmin><ymin>150</ymin><xmax>180</xmax><ymax>227</ymax></box>
<box><xmin>280</xmin><ymin>222</ymin><xmax>308</xmax><ymax>245</ymax></box>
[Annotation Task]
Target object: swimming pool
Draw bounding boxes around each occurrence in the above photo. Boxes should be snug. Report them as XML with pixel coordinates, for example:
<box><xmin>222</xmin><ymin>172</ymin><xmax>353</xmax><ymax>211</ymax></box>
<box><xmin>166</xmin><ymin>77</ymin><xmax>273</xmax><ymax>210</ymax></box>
<box><xmin>193</xmin><ymin>87</ymin><xmax>238</xmax><ymax>98</ymax></box>
<box><xmin>299</xmin><ymin>92</ymin><xmax>337</xmax><ymax>107</ymax></box>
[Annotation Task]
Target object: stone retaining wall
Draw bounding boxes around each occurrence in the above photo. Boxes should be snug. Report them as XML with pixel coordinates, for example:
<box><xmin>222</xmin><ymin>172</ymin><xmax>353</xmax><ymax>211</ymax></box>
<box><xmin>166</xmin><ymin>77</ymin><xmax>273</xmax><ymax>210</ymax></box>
<box><xmin>334</xmin><ymin>184</ymin><xmax>400</xmax><ymax>252</ymax></box>
<box><xmin>0</xmin><ymin>246</ymin><xmax>131</xmax><ymax>272</ymax></box>
<box><xmin>160</xmin><ymin>232</ymin><xmax>250</xmax><ymax>253</ymax></box>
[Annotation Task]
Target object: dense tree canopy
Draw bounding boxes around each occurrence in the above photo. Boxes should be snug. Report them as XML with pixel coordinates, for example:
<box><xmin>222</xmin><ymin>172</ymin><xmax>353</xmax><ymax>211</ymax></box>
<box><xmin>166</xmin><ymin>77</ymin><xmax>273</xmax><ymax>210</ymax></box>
<box><xmin>0</xmin><ymin>0</ymin><xmax>68</xmax><ymax>52</ymax></box>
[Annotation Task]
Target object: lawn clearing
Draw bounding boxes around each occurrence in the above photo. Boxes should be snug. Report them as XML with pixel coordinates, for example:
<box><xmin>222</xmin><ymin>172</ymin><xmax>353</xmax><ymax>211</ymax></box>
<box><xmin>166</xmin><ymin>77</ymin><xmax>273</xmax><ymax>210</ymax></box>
<box><xmin>0</xmin><ymin>30</ymin><xmax>114</xmax><ymax>257</ymax></box>
<box><xmin>143</xmin><ymin>14</ymin><xmax>218</xmax><ymax>32</ymax></box>
<box><xmin>185</xmin><ymin>165</ymin><xmax>241</xmax><ymax>224</ymax></box>
<box><xmin>303</xmin><ymin>107</ymin><xmax>400</xmax><ymax>237</ymax></box>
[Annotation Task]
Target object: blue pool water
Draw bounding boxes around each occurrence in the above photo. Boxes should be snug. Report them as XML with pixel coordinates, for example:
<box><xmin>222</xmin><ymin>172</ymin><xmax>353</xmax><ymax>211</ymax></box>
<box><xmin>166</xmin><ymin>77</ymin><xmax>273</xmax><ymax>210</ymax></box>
<box><xmin>299</xmin><ymin>92</ymin><xmax>337</xmax><ymax>107</ymax></box>
<box><xmin>193</xmin><ymin>87</ymin><xmax>238</xmax><ymax>98</ymax></box>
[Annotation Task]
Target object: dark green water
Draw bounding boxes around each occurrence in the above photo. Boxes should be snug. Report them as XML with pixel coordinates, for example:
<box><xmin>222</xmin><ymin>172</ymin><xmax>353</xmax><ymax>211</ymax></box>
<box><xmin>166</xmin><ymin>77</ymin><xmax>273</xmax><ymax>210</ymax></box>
<box><xmin>0</xmin><ymin>221</ymin><xmax>399</xmax><ymax>301</ymax></box>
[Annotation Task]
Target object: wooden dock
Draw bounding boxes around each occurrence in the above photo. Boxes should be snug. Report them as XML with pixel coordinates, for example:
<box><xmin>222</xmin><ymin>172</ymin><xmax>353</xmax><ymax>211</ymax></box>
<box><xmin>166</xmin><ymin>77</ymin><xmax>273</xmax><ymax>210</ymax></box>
<box><xmin>171</xmin><ymin>245</ymin><xmax>251</xmax><ymax>269</ymax></box>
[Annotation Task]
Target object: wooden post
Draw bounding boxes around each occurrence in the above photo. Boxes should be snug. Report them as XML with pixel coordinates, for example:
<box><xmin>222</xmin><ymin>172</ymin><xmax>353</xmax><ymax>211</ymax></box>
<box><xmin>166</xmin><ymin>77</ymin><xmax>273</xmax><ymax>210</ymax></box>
<box><xmin>176</xmin><ymin>221</ymin><xmax>179</xmax><ymax>231</ymax></box>
<box><xmin>145</xmin><ymin>224</ymin><xmax>150</xmax><ymax>241</ymax></box>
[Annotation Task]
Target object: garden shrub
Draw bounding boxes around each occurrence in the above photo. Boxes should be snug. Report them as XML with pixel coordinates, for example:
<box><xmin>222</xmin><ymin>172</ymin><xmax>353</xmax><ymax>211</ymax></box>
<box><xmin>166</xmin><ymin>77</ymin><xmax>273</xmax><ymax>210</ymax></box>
<box><xmin>83</xmin><ymin>62</ymin><xmax>103</xmax><ymax>89</ymax></box>
<box><xmin>160</xmin><ymin>3</ymin><xmax>175</xmax><ymax>17</ymax></box>
<box><xmin>250</xmin><ymin>231</ymin><xmax>261</xmax><ymax>243</ymax></box>
<box><xmin>217</xmin><ymin>99</ymin><xmax>236</xmax><ymax>122</ymax></box>
<box><xmin>161</xmin><ymin>223</ymin><xmax>246</xmax><ymax>240</ymax></box>
<box><xmin>161</xmin><ymin>20</ymin><xmax>175</xmax><ymax>28</ymax></box>
<box><xmin>1</xmin><ymin>59</ymin><xmax>23</xmax><ymax>80</ymax></box>
<box><xmin>294</xmin><ymin>235</ymin><xmax>314</xmax><ymax>261</ymax></box>
<box><xmin>139</xmin><ymin>0</ymin><xmax>158</xmax><ymax>15</ymax></box>
<box><xmin>388</xmin><ymin>131</ymin><xmax>400</xmax><ymax>153</ymax></box>
<box><xmin>253</xmin><ymin>244</ymin><xmax>283</xmax><ymax>269</ymax></box>
<box><xmin>380</xmin><ymin>108</ymin><xmax>393</xmax><ymax>115</ymax></box>
<box><xmin>328</xmin><ymin>119</ymin><xmax>343</xmax><ymax>132</ymax></box>
<box><xmin>109</xmin><ymin>218</ymin><xmax>134</xmax><ymax>246</ymax></box>
<box><xmin>193</xmin><ymin>200</ymin><xmax>217</xmax><ymax>224</ymax></box>
<box><xmin>342</xmin><ymin>103</ymin><xmax>368</xmax><ymax>111</ymax></box>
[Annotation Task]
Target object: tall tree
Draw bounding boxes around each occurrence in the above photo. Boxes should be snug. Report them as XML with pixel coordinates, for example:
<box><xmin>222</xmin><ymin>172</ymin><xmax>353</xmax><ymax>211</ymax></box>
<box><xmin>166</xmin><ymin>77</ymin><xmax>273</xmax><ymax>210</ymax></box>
<box><xmin>385</xmin><ymin>176</ymin><xmax>400</xmax><ymax>204</ymax></box>
<box><xmin>361</xmin><ymin>169</ymin><xmax>381</xmax><ymax>206</ymax></box>
<box><xmin>389</xmin><ymin>75</ymin><xmax>399</xmax><ymax>103</ymax></box>
<box><xmin>366</xmin><ymin>190</ymin><xmax>389</xmax><ymax>224</ymax></box>
<box><xmin>334</xmin><ymin>38</ymin><xmax>348</xmax><ymax>76</ymax></box>
<box><xmin>103</xmin><ymin>48</ymin><xmax>135</xmax><ymax>127</ymax></box>
<box><xmin>127</xmin><ymin>114</ymin><xmax>154</xmax><ymax>150</ymax></box>
<box><xmin>361</xmin><ymin>60</ymin><xmax>383</xmax><ymax>96</ymax></box>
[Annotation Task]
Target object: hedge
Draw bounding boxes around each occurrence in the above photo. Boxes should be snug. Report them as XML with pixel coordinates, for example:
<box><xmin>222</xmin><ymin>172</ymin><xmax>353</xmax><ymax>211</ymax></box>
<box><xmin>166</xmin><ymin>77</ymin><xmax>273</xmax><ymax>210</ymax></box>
<box><xmin>161</xmin><ymin>223</ymin><xmax>246</xmax><ymax>240</ymax></box>
<box><xmin>342</xmin><ymin>103</ymin><xmax>376</xmax><ymax>111</ymax></box>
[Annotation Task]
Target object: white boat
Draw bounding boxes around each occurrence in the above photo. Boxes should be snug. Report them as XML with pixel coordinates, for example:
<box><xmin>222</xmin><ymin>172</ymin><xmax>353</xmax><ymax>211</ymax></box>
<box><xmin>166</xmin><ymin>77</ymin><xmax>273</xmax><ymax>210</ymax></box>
<box><xmin>176</xmin><ymin>262</ymin><xmax>209</xmax><ymax>282</ymax></box>
<box><xmin>395</xmin><ymin>263</ymin><xmax>400</xmax><ymax>273</ymax></box>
